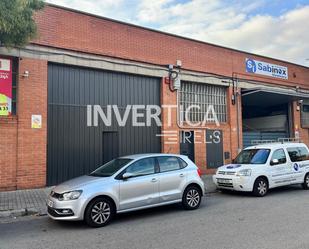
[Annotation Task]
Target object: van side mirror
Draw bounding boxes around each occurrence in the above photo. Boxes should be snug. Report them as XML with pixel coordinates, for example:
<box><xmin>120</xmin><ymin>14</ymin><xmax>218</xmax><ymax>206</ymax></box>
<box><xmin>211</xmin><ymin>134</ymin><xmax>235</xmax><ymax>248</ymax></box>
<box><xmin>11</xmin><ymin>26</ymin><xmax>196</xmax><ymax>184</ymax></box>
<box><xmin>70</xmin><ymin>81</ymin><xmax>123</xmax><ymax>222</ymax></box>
<box><xmin>122</xmin><ymin>172</ymin><xmax>134</xmax><ymax>179</ymax></box>
<box><xmin>270</xmin><ymin>159</ymin><xmax>279</xmax><ymax>165</ymax></box>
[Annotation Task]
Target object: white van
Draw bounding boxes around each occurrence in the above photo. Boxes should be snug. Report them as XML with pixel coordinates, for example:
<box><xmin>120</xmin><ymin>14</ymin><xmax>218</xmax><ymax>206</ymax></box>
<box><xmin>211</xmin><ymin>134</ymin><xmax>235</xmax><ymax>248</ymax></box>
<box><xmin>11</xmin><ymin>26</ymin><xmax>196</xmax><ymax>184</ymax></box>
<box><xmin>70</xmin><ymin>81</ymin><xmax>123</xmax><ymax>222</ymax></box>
<box><xmin>213</xmin><ymin>142</ymin><xmax>309</xmax><ymax>197</ymax></box>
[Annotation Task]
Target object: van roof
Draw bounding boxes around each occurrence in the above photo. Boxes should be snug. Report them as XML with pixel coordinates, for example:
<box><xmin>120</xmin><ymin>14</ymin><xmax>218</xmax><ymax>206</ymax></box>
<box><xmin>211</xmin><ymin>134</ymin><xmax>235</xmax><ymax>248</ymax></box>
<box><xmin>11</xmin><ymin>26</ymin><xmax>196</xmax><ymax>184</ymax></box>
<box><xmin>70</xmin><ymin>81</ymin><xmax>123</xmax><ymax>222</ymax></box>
<box><xmin>245</xmin><ymin>142</ymin><xmax>308</xmax><ymax>150</ymax></box>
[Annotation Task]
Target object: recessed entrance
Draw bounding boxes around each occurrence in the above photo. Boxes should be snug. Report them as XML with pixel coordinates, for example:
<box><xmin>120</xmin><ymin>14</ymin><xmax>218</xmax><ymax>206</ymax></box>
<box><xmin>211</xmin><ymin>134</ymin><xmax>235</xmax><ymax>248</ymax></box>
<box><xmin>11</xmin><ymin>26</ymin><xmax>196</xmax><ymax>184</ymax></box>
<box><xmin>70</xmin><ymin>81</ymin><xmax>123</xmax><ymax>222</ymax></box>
<box><xmin>241</xmin><ymin>88</ymin><xmax>309</xmax><ymax>148</ymax></box>
<box><xmin>241</xmin><ymin>88</ymin><xmax>297</xmax><ymax>148</ymax></box>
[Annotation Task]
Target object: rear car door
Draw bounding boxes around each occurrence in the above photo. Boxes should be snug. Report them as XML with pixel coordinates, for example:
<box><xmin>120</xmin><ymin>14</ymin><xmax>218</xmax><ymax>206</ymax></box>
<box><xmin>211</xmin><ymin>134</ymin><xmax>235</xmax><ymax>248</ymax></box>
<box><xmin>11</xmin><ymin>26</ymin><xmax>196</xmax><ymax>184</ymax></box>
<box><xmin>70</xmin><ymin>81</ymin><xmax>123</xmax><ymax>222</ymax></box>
<box><xmin>118</xmin><ymin>157</ymin><xmax>159</xmax><ymax>211</ymax></box>
<box><xmin>269</xmin><ymin>149</ymin><xmax>291</xmax><ymax>187</ymax></box>
<box><xmin>286</xmin><ymin>147</ymin><xmax>309</xmax><ymax>184</ymax></box>
<box><xmin>157</xmin><ymin>156</ymin><xmax>188</xmax><ymax>203</ymax></box>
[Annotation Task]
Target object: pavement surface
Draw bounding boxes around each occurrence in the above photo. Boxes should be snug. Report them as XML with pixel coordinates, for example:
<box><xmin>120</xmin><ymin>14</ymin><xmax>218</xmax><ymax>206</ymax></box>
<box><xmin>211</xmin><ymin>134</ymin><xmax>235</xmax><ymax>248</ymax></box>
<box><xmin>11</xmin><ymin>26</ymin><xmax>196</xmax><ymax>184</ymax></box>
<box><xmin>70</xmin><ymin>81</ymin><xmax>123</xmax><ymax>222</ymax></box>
<box><xmin>0</xmin><ymin>175</ymin><xmax>216</xmax><ymax>218</ymax></box>
<box><xmin>0</xmin><ymin>187</ymin><xmax>52</xmax><ymax>218</ymax></box>
<box><xmin>1</xmin><ymin>185</ymin><xmax>309</xmax><ymax>249</ymax></box>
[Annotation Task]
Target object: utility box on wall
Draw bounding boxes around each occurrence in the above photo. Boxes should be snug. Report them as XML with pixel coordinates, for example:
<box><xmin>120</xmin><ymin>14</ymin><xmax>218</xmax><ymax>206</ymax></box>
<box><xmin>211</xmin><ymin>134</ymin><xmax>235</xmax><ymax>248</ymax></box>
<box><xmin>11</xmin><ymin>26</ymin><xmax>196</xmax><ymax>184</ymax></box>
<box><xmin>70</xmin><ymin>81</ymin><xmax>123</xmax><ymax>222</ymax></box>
<box><xmin>173</xmin><ymin>78</ymin><xmax>181</xmax><ymax>90</ymax></box>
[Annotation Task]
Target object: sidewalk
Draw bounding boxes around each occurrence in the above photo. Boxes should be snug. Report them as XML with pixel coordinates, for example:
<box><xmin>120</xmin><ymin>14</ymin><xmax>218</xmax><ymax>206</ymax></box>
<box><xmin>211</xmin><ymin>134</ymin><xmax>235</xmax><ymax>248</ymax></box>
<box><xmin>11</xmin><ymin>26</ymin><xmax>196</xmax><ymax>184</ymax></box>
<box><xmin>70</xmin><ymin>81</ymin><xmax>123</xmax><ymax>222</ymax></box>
<box><xmin>0</xmin><ymin>175</ymin><xmax>216</xmax><ymax>218</ymax></box>
<box><xmin>0</xmin><ymin>187</ymin><xmax>52</xmax><ymax>218</ymax></box>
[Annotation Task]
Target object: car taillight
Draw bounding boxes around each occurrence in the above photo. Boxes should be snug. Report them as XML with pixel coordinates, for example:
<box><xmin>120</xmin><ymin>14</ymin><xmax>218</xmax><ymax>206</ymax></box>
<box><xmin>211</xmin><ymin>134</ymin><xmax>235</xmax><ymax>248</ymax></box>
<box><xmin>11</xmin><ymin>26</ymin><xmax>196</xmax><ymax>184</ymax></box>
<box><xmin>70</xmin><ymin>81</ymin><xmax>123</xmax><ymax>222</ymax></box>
<box><xmin>197</xmin><ymin>168</ymin><xmax>202</xmax><ymax>177</ymax></box>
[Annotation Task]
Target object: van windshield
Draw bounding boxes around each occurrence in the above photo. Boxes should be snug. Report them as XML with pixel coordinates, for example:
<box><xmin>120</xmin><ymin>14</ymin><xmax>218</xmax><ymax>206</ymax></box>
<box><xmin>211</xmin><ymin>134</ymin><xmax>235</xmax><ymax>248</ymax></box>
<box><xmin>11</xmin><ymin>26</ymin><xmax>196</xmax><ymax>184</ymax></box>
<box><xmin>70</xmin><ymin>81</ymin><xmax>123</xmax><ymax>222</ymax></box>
<box><xmin>234</xmin><ymin>149</ymin><xmax>270</xmax><ymax>164</ymax></box>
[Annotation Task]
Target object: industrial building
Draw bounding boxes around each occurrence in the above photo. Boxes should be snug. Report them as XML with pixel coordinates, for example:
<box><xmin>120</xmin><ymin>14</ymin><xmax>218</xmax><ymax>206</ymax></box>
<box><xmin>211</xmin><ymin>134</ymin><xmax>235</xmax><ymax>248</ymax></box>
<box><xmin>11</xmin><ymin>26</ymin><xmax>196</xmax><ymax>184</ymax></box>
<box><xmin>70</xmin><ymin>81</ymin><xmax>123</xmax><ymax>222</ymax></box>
<box><xmin>0</xmin><ymin>4</ymin><xmax>309</xmax><ymax>190</ymax></box>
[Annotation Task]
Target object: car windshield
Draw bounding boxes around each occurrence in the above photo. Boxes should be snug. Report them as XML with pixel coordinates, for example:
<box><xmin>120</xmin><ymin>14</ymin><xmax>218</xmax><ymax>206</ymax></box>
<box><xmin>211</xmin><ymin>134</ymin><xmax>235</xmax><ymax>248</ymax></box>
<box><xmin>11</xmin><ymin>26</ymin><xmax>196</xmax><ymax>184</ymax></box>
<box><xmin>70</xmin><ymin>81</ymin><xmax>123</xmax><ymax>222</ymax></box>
<box><xmin>234</xmin><ymin>149</ymin><xmax>270</xmax><ymax>164</ymax></box>
<box><xmin>89</xmin><ymin>158</ymin><xmax>133</xmax><ymax>177</ymax></box>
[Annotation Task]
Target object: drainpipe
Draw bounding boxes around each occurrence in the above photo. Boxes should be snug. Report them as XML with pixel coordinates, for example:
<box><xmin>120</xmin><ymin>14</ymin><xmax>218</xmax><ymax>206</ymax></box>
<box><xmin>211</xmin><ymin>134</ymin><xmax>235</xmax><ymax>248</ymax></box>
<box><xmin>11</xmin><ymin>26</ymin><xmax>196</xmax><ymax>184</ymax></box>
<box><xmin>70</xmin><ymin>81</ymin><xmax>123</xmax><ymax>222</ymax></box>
<box><xmin>235</xmin><ymin>79</ymin><xmax>241</xmax><ymax>153</ymax></box>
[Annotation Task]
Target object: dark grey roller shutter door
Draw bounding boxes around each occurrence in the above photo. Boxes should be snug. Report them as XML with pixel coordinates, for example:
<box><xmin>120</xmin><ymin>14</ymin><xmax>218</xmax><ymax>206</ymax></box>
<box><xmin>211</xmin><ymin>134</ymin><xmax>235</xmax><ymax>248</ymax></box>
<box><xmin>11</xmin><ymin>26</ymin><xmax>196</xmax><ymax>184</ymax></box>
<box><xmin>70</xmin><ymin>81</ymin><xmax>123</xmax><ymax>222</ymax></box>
<box><xmin>243</xmin><ymin>131</ymin><xmax>289</xmax><ymax>148</ymax></box>
<box><xmin>47</xmin><ymin>63</ymin><xmax>161</xmax><ymax>185</ymax></box>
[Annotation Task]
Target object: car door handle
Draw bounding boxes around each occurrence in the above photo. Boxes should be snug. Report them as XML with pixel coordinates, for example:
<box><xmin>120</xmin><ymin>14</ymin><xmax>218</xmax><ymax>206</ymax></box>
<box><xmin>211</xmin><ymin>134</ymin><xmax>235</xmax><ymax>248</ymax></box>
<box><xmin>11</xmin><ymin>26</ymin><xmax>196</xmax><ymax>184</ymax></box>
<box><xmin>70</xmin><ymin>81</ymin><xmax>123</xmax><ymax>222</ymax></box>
<box><xmin>179</xmin><ymin>173</ymin><xmax>185</xmax><ymax>177</ymax></box>
<box><xmin>151</xmin><ymin>178</ymin><xmax>158</xmax><ymax>182</ymax></box>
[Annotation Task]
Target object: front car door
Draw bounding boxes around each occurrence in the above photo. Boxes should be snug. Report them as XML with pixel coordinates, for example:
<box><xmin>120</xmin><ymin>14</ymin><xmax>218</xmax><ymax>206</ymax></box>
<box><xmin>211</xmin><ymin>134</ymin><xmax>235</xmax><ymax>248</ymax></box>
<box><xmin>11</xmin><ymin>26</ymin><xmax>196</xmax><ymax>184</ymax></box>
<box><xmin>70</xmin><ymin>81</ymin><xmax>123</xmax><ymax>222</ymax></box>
<box><xmin>157</xmin><ymin>156</ymin><xmax>187</xmax><ymax>203</ymax></box>
<box><xmin>269</xmin><ymin>148</ymin><xmax>291</xmax><ymax>187</ymax></box>
<box><xmin>118</xmin><ymin>157</ymin><xmax>159</xmax><ymax>211</ymax></box>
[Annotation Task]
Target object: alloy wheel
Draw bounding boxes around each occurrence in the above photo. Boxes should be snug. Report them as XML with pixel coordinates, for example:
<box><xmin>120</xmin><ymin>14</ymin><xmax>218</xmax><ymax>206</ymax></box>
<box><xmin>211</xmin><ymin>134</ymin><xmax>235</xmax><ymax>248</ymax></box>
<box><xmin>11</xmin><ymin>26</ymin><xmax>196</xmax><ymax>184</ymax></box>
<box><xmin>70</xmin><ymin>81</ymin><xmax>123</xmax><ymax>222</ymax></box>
<box><xmin>186</xmin><ymin>189</ymin><xmax>200</xmax><ymax>208</ymax></box>
<box><xmin>91</xmin><ymin>201</ymin><xmax>111</xmax><ymax>225</ymax></box>
<box><xmin>257</xmin><ymin>181</ymin><xmax>267</xmax><ymax>196</ymax></box>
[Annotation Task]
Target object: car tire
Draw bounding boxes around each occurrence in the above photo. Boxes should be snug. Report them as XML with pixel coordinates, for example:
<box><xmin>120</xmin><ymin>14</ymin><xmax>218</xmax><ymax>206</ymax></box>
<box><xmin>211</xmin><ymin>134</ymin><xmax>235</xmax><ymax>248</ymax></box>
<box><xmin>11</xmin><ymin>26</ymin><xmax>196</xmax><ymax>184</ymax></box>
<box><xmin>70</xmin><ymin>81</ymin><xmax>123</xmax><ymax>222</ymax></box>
<box><xmin>302</xmin><ymin>173</ymin><xmax>309</xmax><ymax>190</ymax></box>
<box><xmin>84</xmin><ymin>197</ymin><xmax>115</xmax><ymax>227</ymax></box>
<box><xmin>182</xmin><ymin>185</ymin><xmax>202</xmax><ymax>210</ymax></box>
<box><xmin>253</xmin><ymin>177</ymin><xmax>268</xmax><ymax>197</ymax></box>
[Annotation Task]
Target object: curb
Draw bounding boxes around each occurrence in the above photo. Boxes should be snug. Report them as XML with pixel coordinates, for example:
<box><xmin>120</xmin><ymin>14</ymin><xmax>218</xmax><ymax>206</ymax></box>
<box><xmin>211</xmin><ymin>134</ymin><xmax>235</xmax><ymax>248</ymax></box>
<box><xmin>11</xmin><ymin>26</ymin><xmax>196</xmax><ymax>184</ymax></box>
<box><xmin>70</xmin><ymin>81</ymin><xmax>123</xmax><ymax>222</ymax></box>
<box><xmin>0</xmin><ymin>207</ymin><xmax>47</xmax><ymax>219</ymax></box>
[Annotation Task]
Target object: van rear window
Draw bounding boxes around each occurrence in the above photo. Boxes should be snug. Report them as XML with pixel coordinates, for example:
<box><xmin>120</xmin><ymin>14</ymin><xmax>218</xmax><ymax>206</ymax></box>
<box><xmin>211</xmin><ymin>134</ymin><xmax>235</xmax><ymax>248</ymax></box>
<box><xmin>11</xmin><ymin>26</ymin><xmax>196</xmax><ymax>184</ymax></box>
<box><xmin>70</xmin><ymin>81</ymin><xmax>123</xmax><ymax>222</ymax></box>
<box><xmin>287</xmin><ymin>147</ymin><xmax>309</xmax><ymax>162</ymax></box>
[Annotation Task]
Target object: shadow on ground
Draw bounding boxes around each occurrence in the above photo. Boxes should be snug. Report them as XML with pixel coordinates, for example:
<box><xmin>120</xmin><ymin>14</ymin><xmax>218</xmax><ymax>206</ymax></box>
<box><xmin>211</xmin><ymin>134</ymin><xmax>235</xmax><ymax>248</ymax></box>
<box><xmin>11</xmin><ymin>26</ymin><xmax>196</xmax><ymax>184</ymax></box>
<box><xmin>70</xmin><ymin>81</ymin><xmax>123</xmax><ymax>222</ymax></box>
<box><xmin>47</xmin><ymin>199</ymin><xmax>209</xmax><ymax>229</ymax></box>
<box><xmin>218</xmin><ymin>184</ymin><xmax>304</xmax><ymax>197</ymax></box>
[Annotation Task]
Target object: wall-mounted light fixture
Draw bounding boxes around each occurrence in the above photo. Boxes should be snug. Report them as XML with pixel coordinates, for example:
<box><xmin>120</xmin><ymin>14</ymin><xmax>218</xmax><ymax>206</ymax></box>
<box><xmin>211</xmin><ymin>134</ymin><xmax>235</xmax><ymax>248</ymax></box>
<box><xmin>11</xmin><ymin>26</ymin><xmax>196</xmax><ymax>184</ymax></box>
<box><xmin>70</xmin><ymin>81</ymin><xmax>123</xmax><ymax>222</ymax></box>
<box><xmin>297</xmin><ymin>99</ymin><xmax>303</xmax><ymax>111</ymax></box>
<box><xmin>22</xmin><ymin>70</ymin><xmax>29</xmax><ymax>78</ymax></box>
<box><xmin>166</xmin><ymin>63</ymin><xmax>180</xmax><ymax>92</ymax></box>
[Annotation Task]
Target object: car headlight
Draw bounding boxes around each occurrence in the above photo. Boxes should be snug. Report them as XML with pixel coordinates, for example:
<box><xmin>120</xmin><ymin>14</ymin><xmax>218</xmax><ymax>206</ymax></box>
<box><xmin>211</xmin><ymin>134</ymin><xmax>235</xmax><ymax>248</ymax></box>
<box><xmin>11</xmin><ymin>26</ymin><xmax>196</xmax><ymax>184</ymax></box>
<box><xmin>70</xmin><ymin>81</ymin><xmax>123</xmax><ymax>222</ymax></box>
<box><xmin>59</xmin><ymin>190</ymin><xmax>83</xmax><ymax>201</ymax></box>
<box><xmin>236</xmin><ymin>169</ymin><xmax>252</xmax><ymax>176</ymax></box>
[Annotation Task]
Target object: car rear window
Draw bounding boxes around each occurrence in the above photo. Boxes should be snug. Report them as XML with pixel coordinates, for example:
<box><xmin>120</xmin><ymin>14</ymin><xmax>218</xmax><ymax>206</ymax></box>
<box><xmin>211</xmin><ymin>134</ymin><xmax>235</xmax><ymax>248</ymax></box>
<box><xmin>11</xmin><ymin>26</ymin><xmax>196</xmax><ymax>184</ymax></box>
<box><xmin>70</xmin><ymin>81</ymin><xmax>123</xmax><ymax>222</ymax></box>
<box><xmin>287</xmin><ymin>147</ymin><xmax>309</xmax><ymax>162</ymax></box>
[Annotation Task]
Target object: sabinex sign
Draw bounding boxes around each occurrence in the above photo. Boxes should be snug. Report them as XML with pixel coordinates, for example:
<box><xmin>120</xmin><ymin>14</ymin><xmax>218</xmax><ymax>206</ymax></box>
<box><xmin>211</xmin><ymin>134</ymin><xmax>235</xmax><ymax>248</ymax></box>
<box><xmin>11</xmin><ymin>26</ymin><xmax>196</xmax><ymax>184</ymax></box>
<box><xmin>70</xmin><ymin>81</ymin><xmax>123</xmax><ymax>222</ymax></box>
<box><xmin>245</xmin><ymin>58</ymin><xmax>288</xmax><ymax>80</ymax></box>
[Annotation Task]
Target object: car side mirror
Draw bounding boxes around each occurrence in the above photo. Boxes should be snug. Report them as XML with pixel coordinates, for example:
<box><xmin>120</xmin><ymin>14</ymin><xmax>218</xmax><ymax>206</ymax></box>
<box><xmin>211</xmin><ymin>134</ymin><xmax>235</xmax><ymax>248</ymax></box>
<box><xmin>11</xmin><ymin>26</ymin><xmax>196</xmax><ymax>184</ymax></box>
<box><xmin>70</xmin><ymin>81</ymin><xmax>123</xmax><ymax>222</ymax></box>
<box><xmin>122</xmin><ymin>172</ymin><xmax>134</xmax><ymax>179</ymax></box>
<box><xmin>270</xmin><ymin>159</ymin><xmax>279</xmax><ymax>166</ymax></box>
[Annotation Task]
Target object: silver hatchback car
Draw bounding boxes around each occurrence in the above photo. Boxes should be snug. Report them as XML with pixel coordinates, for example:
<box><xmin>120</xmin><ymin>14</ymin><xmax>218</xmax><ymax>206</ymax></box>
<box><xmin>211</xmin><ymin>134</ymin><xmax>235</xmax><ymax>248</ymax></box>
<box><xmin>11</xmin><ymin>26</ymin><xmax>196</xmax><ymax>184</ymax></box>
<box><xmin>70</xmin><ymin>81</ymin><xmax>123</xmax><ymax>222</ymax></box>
<box><xmin>47</xmin><ymin>154</ymin><xmax>205</xmax><ymax>227</ymax></box>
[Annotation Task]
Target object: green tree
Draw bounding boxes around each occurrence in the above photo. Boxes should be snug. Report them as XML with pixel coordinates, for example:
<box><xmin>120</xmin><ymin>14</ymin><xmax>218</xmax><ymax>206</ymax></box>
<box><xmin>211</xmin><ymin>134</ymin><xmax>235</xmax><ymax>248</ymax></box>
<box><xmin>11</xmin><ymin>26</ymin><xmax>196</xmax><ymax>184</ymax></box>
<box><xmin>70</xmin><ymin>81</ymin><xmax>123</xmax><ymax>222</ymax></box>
<box><xmin>0</xmin><ymin>0</ymin><xmax>45</xmax><ymax>48</ymax></box>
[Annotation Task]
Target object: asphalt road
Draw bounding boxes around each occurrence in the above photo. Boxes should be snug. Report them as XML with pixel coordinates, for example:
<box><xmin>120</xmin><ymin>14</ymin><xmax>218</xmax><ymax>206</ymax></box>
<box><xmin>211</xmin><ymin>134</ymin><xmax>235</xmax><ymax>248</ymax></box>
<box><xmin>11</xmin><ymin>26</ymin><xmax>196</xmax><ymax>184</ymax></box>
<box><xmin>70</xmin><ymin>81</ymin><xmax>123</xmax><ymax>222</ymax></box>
<box><xmin>1</xmin><ymin>186</ymin><xmax>309</xmax><ymax>249</ymax></box>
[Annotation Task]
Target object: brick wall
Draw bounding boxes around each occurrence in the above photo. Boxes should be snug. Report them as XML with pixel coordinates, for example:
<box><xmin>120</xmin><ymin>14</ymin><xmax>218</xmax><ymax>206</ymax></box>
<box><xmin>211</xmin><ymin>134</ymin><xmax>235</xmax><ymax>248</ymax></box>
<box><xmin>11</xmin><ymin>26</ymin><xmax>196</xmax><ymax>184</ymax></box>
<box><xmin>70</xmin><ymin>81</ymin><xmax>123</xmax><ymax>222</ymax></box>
<box><xmin>33</xmin><ymin>5</ymin><xmax>309</xmax><ymax>90</ymax></box>
<box><xmin>15</xmin><ymin>58</ymin><xmax>48</xmax><ymax>189</ymax></box>
<box><xmin>0</xmin><ymin>58</ymin><xmax>48</xmax><ymax>190</ymax></box>
<box><xmin>292</xmin><ymin>101</ymin><xmax>309</xmax><ymax>145</ymax></box>
<box><xmin>0</xmin><ymin>117</ymin><xmax>17</xmax><ymax>191</ymax></box>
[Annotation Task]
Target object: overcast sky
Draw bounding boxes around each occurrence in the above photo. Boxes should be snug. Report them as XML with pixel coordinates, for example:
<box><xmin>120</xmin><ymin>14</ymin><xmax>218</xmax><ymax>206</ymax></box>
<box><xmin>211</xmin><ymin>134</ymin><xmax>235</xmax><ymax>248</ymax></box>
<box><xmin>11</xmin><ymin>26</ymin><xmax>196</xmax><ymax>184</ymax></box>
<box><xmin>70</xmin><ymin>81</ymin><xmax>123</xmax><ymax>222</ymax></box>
<box><xmin>46</xmin><ymin>0</ymin><xmax>309</xmax><ymax>66</ymax></box>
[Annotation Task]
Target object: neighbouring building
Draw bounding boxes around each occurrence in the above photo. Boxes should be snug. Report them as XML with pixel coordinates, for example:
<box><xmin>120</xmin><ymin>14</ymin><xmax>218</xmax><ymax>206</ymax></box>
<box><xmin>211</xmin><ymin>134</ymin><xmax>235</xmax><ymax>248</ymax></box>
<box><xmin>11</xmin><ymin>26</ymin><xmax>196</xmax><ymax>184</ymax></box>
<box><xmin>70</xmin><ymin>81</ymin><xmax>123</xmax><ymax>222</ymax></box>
<box><xmin>1</xmin><ymin>4</ymin><xmax>309</xmax><ymax>190</ymax></box>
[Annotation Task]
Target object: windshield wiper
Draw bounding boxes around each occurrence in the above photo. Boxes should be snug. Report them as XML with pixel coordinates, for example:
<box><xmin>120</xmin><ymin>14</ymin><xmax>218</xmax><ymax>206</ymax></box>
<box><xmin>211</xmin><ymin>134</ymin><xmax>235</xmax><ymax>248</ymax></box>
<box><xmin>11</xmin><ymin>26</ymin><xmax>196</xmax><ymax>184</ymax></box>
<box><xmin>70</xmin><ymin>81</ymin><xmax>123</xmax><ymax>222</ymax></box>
<box><xmin>89</xmin><ymin>173</ymin><xmax>110</xmax><ymax>177</ymax></box>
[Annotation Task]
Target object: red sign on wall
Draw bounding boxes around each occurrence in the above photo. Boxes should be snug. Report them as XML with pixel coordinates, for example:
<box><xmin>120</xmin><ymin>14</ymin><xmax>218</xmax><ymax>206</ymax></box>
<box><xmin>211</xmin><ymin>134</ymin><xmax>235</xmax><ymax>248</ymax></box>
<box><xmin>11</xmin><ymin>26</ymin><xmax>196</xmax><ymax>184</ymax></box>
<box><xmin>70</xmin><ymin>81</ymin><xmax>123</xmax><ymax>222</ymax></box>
<box><xmin>0</xmin><ymin>58</ymin><xmax>12</xmax><ymax>116</ymax></box>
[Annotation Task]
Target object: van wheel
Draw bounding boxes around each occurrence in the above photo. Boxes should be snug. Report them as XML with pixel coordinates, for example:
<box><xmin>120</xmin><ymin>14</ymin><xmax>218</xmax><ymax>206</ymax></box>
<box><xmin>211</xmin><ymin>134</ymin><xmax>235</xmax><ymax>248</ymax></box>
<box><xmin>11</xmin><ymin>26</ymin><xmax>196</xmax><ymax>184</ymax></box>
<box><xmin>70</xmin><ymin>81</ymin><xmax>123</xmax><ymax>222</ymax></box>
<box><xmin>84</xmin><ymin>197</ymin><xmax>115</xmax><ymax>227</ymax></box>
<box><xmin>253</xmin><ymin>177</ymin><xmax>268</xmax><ymax>197</ymax></box>
<box><xmin>182</xmin><ymin>185</ymin><xmax>202</xmax><ymax>210</ymax></box>
<box><xmin>302</xmin><ymin>173</ymin><xmax>309</xmax><ymax>190</ymax></box>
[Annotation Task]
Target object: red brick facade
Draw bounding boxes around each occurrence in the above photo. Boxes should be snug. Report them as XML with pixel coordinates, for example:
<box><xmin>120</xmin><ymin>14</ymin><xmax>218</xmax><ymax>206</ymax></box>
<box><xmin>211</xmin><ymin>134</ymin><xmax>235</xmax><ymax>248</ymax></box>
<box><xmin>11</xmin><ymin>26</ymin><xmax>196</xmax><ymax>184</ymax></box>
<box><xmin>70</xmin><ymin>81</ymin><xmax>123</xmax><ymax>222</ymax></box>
<box><xmin>0</xmin><ymin>117</ymin><xmax>17</xmax><ymax>190</ymax></box>
<box><xmin>0</xmin><ymin>4</ymin><xmax>309</xmax><ymax>190</ymax></box>
<box><xmin>0</xmin><ymin>59</ymin><xmax>47</xmax><ymax>190</ymax></box>
<box><xmin>33</xmin><ymin>5</ymin><xmax>309</xmax><ymax>89</ymax></box>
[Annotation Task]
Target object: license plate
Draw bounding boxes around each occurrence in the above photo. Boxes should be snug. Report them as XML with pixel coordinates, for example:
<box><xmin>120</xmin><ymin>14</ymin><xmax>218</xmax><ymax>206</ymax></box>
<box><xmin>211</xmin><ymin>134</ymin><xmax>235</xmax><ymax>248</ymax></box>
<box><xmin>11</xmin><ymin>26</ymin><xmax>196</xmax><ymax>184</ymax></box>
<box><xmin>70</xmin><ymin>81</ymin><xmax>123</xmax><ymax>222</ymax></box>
<box><xmin>47</xmin><ymin>200</ymin><xmax>54</xmax><ymax>208</ymax></box>
<box><xmin>217</xmin><ymin>179</ymin><xmax>231</xmax><ymax>184</ymax></box>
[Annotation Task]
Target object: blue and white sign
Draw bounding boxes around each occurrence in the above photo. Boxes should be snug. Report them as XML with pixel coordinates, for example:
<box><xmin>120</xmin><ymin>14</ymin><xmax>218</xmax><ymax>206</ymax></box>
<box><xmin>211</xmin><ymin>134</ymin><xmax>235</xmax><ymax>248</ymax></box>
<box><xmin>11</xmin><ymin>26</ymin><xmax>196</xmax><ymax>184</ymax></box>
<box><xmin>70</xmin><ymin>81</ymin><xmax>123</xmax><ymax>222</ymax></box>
<box><xmin>293</xmin><ymin>163</ymin><xmax>299</xmax><ymax>172</ymax></box>
<box><xmin>245</xmin><ymin>58</ymin><xmax>288</xmax><ymax>79</ymax></box>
